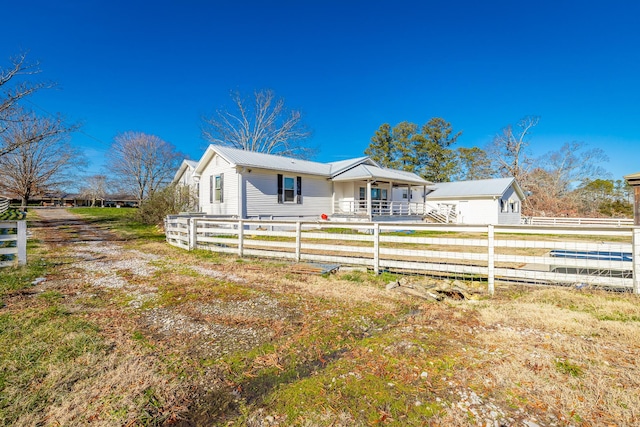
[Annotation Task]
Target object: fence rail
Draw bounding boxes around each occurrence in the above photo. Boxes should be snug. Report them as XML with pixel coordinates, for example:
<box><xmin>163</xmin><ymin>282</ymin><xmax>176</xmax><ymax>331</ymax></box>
<box><xmin>0</xmin><ymin>197</ymin><xmax>9</xmax><ymax>215</ymax></box>
<box><xmin>0</xmin><ymin>220</ymin><xmax>27</xmax><ymax>267</ymax></box>
<box><xmin>522</xmin><ymin>216</ymin><xmax>633</xmax><ymax>227</ymax></box>
<box><xmin>165</xmin><ymin>216</ymin><xmax>640</xmax><ymax>294</ymax></box>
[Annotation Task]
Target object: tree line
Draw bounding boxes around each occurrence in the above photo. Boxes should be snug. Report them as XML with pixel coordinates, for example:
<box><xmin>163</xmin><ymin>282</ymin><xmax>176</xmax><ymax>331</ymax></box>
<box><xmin>365</xmin><ymin>116</ymin><xmax>631</xmax><ymax>218</ymax></box>
<box><xmin>0</xmin><ymin>53</ymin><xmax>631</xmax><ymax>220</ymax></box>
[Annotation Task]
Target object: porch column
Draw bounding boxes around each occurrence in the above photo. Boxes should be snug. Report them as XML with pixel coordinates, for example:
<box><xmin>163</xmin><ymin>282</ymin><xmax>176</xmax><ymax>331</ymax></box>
<box><xmin>367</xmin><ymin>181</ymin><xmax>372</xmax><ymax>220</ymax></box>
<box><xmin>388</xmin><ymin>182</ymin><xmax>393</xmax><ymax>215</ymax></box>
<box><xmin>422</xmin><ymin>185</ymin><xmax>427</xmax><ymax>214</ymax></box>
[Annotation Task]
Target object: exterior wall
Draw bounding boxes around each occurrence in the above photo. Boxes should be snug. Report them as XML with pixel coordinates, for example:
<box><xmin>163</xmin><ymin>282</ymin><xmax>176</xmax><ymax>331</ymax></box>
<box><xmin>497</xmin><ymin>186</ymin><xmax>523</xmax><ymax>225</ymax></box>
<box><xmin>334</xmin><ymin>181</ymin><xmax>356</xmax><ymax>212</ymax></box>
<box><xmin>199</xmin><ymin>154</ymin><xmax>239</xmax><ymax>216</ymax></box>
<box><xmin>392</xmin><ymin>186</ymin><xmax>423</xmax><ymax>202</ymax></box>
<box><xmin>177</xmin><ymin>167</ymin><xmax>194</xmax><ymax>187</ymax></box>
<box><xmin>457</xmin><ymin>199</ymin><xmax>499</xmax><ymax>224</ymax></box>
<box><xmin>245</xmin><ymin>168</ymin><xmax>333</xmax><ymax>218</ymax></box>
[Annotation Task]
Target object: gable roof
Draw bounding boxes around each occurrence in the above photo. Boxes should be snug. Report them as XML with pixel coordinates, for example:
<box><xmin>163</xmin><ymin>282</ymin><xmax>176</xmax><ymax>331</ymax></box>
<box><xmin>193</xmin><ymin>145</ymin><xmax>427</xmax><ymax>184</ymax></box>
<box><xmin>195</xmin><ymin>145</ymin><xmax>332</xmax><ymax>176</ymax></box>
<box><xmin>331</xmin><ymin>164</ymin><xmax>431</xmax><ymax>185</ymax></box>
<box><xmin>427</xmin><ymin>177</ymin><xmax>525</xmax><ymax>200</ymax></box>
<box><xmin>172</xmin><ymin>159</ymin><xmax>198</xmax><ymax>183</ymax></box>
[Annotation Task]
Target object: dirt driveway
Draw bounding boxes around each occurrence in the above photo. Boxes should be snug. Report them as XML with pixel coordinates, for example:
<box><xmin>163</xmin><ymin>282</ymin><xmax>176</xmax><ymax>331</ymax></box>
<box><xmin>18</xmin><ymin>208</ymin><xmax>405</xmax><ymax>425</ymax></box>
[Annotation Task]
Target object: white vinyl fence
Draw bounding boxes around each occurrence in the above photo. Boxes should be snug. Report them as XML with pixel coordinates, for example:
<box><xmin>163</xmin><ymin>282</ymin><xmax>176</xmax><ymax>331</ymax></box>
<box><xmin>0</xmin><ymin>220</ymin><xmax>27</xmax><ymax>267</ymax></box>
<box><xmin>522</xmin><ymin>216</ymin><xmax>633</xmax><ymax>227</ymax></box>
<box><xmin>0</xmin><ymin>197</ymin><xmax>9</xmax><ymax>215</ymax></box>
<box><xmin>165</xmin><ymin>216</ymin><xmax>640</xmax><ymax>295</ymax></box>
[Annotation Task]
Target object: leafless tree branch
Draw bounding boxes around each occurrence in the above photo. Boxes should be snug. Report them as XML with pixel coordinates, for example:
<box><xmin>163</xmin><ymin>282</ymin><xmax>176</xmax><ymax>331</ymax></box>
<box><xmin>201</xmin><ymin>89</ymin><xmax>314</xmax><ymax>159</ymax></box>
<box><xmin>106</xmin><ymin>132</ymin><xmax>184</xmax><ymax>203</ymax></box>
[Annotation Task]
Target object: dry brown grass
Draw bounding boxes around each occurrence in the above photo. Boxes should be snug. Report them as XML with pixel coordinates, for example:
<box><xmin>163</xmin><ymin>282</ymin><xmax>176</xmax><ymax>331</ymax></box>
<box><xmin>4</xmin><ymin>210</ymin><xmax>638</xmax><ymax>426</ymax></box>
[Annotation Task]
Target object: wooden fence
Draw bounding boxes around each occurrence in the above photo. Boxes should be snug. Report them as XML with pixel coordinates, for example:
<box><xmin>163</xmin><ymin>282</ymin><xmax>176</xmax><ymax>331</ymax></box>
<box><xmin>165</xmin><ymin>216</ymin><xmax>640</xmax><ymax>295</ymax></box>
<box><xmin>0</xmin><ymin>220</ymin><xmax>27</xmax><ymax>267</ymax></box>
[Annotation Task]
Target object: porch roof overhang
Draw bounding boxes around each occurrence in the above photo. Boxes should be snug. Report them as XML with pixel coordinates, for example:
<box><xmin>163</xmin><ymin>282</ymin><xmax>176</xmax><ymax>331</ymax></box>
<box><xmin>330</xmin><ymin>164</ymin><xmax>431</xmax><ymax>186</ymax></box>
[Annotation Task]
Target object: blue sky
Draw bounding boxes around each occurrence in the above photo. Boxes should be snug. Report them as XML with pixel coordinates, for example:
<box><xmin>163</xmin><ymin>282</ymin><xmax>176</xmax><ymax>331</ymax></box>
<box><xmin>3</xmin><ymin>0</ymin><xmax>640</xmax><ymax>180</ymax></box>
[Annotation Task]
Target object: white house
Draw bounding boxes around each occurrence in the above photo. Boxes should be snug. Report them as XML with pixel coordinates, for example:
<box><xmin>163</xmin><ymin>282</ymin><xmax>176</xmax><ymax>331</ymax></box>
<box><xmin>424</xmin><ymin>177</ymin><xmax>526</xmax><ymax>225</ymax></box>
<box><xmin>173</xmin><ymin>159</ymin><xmax>198</xmax><ymax>187</ymax></box>
<box><xmin>183</xmin><ymin>145</ymin><xmax>431</xmax><ymax>221</ymax></box>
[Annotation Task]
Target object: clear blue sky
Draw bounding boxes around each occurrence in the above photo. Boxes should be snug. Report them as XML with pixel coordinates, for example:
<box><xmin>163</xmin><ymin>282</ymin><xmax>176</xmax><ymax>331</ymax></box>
<box><xmin>3</xmin><ymin>0</ymin><xmax>639</xmax><ymax>180</ymax></box>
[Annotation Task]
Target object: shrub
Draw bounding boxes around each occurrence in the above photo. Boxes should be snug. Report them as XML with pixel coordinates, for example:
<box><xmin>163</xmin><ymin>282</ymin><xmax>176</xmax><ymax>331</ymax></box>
<box><xmin>135</xmin><ymin>185</ymin><xmax>197</xmax><ymax>226</ymax></box>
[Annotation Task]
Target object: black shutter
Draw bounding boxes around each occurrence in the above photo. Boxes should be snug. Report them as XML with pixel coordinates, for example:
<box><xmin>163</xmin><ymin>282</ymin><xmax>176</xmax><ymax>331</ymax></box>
<box><xmin>277</xmin><ymin>174</ymin><xmax>283</xmax><ymax>203</ymax></box>
<box><xmin>219</xmin><ymin>173</ymin><xmax>224</xmax><ymax>203</ymax></box>
<box><xmin>296</xmin><ymin>176</ymin><xmax>302</xmax><ymax>204</ymax></box>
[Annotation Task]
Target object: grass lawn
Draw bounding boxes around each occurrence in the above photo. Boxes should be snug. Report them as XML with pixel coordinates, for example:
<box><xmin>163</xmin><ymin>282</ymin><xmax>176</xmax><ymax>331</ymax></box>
<box><xmin>1</xmin><ymin>208</ymin><xmax>638</xmax><ymax>425</ymax></box>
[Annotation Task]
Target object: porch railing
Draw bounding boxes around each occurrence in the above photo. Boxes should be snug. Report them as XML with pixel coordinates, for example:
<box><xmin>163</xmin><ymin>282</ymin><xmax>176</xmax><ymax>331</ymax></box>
<box><xmin>334</xmin><ymin>200</ymin><xmax>426</xmax><ymax>216</ymax></box>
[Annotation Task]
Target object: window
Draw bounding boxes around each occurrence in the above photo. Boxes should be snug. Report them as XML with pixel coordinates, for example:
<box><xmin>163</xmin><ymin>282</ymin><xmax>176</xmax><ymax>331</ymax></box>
<box><xmin>510</xmin><ymin>200</ymin><xmax>519</xmax><ymax>213</ymax></box>
<box><xmin>359</xmin><ymin>187</ymin><xmax>366</xmax><ymax>200</ymax></box>
<box><xmin>209</xmin><ymin>175</ymin><xmax>213</xmax><ymax>203</ymax></box>
<box><xmin>284</xmin><ymin>177</ymin><xmax>295</xmax><ymax>202</ymax></box>
<box><xmin>500</xmin><ymin>199</ymin><xmax>509</xmax><ymax>213</ymax></box>
<box><xmin>277</xmin><ymin>174</ymin><xmax>302</xmax><ymax>204</ymax></box>
<box><xmin>370</xmin><ymin>188</ymin><xmax>388</xmax><ymax>200</ymax></box>
<box><xmin>402</xmin><ymin>189</ymin><xmax>408</xmax><ymax>199</ymax></box>
<box><xmin>210</xmin><ymin>174</ymin><xmax>223</xmax><ymax>203</ymax></box>
<box><xmin>215</xmin><ymin>175</ymin><xmax>223</xmax><ymax>202</ymax></box>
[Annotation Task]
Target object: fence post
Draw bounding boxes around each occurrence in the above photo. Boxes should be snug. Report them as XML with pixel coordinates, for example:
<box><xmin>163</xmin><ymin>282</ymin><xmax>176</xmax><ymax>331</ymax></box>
<box><xmin>373</xmin><ymin>223</ymin><xmax>380</xmax><ymax>274</ymax></box>
<box><xmin>633</xmin><ymin>227</ymin><xmax>640</xmax><ymax>294</ymax></box>
<box><xmin>17</xmin><ymin>220</ymin><xmax>27</xmax><ymax>266</ymax></box>
<box><xmin>188</xmin><ymin>218</ymin><xmax>197</xmax><ymax>251</ymax></box>
<box><xmin>295</xmin><ymin>221</ymin><xmax>302</xmax><ymax>262</ymax></box>
<box><xmin>238</xmin><ymin>220</ymin><xmax>244</xmax><ymax>257</ymax></box>
<box><xmin>487</xmin><ymin>224</ymin><xmax>495</xmax><ymax>295</ymax></box>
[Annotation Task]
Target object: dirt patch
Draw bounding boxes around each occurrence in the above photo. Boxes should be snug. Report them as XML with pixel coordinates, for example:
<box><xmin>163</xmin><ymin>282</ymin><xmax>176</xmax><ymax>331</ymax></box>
<box><xmin>9</xmin><ymin>208</ymin><xmax>640</xmax><ymax>426</ymax></box>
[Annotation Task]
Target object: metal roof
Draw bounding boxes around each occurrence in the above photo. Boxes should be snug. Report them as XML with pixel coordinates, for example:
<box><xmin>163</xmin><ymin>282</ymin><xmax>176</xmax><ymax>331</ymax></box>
<box><xmin>172</xmin><ymin>159</ymin><xmax>198</xmax><ymax>183</ymax></box>
<box><xmin>427</xmin><ymin>177</ymin><xmax>524</xmax><ymax>200</ymax></box>
<box><xmin>204</xmin><ymin>145</ymin><xmax>332</xmax><ymax>176</ymax></box>
<box><xmin>193</xmin><ymin>145</ymin><xmax>428</xmax><ymax>184</ymax></box>
<box><xmin>331</xmin><ymin>164</ymin><xmax>430</xmax><ymax>185</ymax></box>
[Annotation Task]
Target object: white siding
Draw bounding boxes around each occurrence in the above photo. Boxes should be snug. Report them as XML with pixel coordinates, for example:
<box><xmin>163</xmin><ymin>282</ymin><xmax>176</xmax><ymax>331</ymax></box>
<box><xmin>458</xmin><ymin>199</ymin><xmax>499</xmax><ymax>224</ymax></box>
<box><xmin>497</xmin><ymin>186</ymin><xmax>522</xmax><ymax>225</ymax></box>
<box><xmin>199</xmin><ymin>154</ymin><xmax>239</xmax><ymax>216</ymax></box>
<box><xmin>245</xmin><ymin>169</ymin><xmax>332</xmax><ymax>218</ymax></box>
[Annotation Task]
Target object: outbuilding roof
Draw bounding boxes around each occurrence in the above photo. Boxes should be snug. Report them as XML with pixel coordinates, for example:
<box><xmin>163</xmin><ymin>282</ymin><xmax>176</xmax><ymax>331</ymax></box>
<box><xmin>427</xmin><ymin>177</ymin><xmax>525</xmax><ymax>200</ymax></box>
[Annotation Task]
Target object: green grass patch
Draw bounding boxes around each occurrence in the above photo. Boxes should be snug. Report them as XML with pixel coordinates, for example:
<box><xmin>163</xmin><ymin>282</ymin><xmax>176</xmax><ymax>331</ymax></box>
<box><xmin>555</xmin><ymin>359</ymin><xmax>583</xmax><ymax>377</ymax></box>
<box><xmin>0</xmin><ymin>258</ymin><xmax>48</xmax><ymax>303</ymax></box>
<box><xmin>0</xmin><ymin>302</ymin><xmax>106</xmax><ymax>425</ymax></box>
<box><xmin>70</xmin><ymin>207</ymin><xmax>164</xmax><ymax>241</ymax></box>
<box><xmin>0</xmin><ymin>208</ymin><xmax>26</xmax><ymax>221</ymax></box>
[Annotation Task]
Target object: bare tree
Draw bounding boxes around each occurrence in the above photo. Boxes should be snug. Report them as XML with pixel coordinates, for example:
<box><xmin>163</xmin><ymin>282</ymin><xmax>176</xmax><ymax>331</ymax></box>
<box><xmin>106</xmin><ymin>132</ymin><xmax>183</xmax><ymax>203</ymax></box>
<box><xmin>80</xmin><ymin>174</ymin><xmax>109</xmax><ymax>207</ymax></box>
<box><xmin>1</xmin><ymin>53</ymin><xmax>55</xmax><ymax>158</ymax></box>
<box><xmin>0</xmin><ymin>113</ymin><xmax>83</xmax><ymax>208</ymax></box>
<box><xmin>201</xmin><ymin>89</ymin><xmax>314</xmax><ymax>159</ymax></box>
<box><xmin>525</xmin><ymin>141</ymin><xmax>610</xmax><ymax>216</ymax></box>
<box><xmin>485</xmin><ymin>116</ymin><xmax>539</xmax><ymax>183</ymax></box>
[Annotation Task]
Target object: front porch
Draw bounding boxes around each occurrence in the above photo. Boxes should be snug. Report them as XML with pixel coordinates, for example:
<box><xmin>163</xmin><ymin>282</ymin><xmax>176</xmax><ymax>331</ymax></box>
<box><xmin>333</xmin><ymin>200</ymin><xmax>427</xmax><ymax>217</ymax></box>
